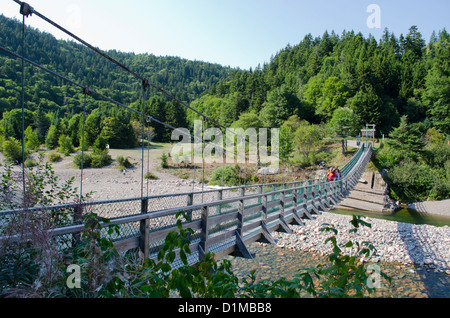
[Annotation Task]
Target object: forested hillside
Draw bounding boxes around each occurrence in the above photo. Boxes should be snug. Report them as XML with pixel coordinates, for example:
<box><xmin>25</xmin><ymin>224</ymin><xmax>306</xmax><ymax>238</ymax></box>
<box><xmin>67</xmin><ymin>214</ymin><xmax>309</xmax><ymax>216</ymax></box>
<box><xmin>0</xmin><ymin>13</ymin><xmax>449</xmax><ymax>201</ymax></box>
<box><xmin>0</xmin><ymin>14</ymin><xmax>232</xmax><ymax>143</ymax></box>
<box><xmin>190</xmin><ymin>27</ymin><xmax>449</xmax><ymax>137</ymax></box>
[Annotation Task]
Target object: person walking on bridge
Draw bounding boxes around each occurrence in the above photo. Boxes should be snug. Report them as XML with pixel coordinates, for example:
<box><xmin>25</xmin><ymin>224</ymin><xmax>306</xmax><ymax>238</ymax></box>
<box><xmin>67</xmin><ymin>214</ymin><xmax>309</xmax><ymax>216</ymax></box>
<box><xmin>335</xmin><ymin>167</ymin><xmax>341</xmax><ymax>181</ymax></box>
<box><xmin>327</xmin><ymin>168</ymin><xmax>336</xmax><ymax>182</ymax></box>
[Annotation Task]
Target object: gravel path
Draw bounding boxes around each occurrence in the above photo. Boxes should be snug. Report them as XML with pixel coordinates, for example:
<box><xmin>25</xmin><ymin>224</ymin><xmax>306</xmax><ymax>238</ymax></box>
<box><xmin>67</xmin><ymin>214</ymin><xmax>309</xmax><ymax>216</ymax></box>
<box><xmin>272</xmin><ymin>212</ymin><xmax>450</xmax><ymax>274</ymax></box>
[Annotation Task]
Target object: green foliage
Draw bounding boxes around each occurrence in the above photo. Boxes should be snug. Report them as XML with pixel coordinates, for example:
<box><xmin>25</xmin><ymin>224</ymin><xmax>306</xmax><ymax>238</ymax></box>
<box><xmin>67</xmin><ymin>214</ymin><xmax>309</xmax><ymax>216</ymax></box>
<box><xmin>374</xmin><ymin>118</ymin><xmax>450</xmax><ymax>202</ymax></box>
<box><xmin>0</xmin><ymin>109</ymin><xmax>34</xmax><ymax>141</ymax></box>
<box><xmin>92</xmin><ymin>135</ymin><xmax>107</xmax><ymax>153</ymax></box>
<box><xmin>160</xmin><ymin>153</ymin><xmax>169</xmax><ymax>169</ymax></box>
<box><xmin>24</xmin><ymin>158</ymin><xmax>37</xmax><ymax>168</ymax></box>
<box><xmin>388</xmin><ymin>160</ymin><xmax>438</xmax><ymax>202</ymax></box>
<box><xmin>144</xmin><ymin>171</ymin><xmax>158</xmax><ymax>180</ymax></box>
<box><xmin>329</xmin><ymin>107</ymin><xmax>361</xmax><ymax>154</ymax></box>
<box><xmin>116</xmin><ymin>155</ymin><xmax>133</xmax><ymax>169</ymax></box>
<box><xmin>293</xmin><ymin>121</ymin><xmax>326</xmax><ymax>163</ymax></box>
<box><xmin>24</xmin><ymin>126</ymin><xmax>40</xmax><ymax>152</ymax></box>
<box><xmin>90</xmin><ymin>150</ymin><xmax>112</xmax><ymax>168</ymax></box>
<box><xmin>73</xmin><ymin>152</ymin><xmax>91</xmax><ymax>169</ymax></box>
<box><xmin>2</xmin><ymin>137</ymin><xmax>24</xmax><ymax>164</ymax></box>
<box><xmin>73</xmin><ymin>138</ymin><xmax>112</xmax><ymax>169</ymax></box>
<box><xmin>387</xmin><ymin>115</ymin><xmax>426</xmax><ymax>153</ymax></box>
<box><xmin>101</xmin><ymin>116</ymin><xmax>136</xmax><ymax>149</ymax></box>
<box><xmin>260</xmin><ymin>85</ymin><xmax>300</xmax><ymax>128</ymax></box>
<box><xmin>315</xmin><ymin>76</ymin><xmax>349</xmax><ymax>119</ymax></box>
<box><xmin>58</xmin><ymin>134</ymin><xmax>75</xmax><ymax>156</ymax></box>
<box><xmin>209</xmin><ymin>165</ymin><xmax>250</xmax><ymax>186</ymax></box>
<box><xmin>47</xmin><ymin>152</ymin><xmax>62</xmax><ymax>163</ymax></box>
<box><xmin>45</xmin><ymin>125</ymin><xmax>60</xmax><ymax>150</ymax></box>
<box><xmin>329</xmin><ymin>107</ymin><xmax>360</xmax><ymax>137</ymax></box>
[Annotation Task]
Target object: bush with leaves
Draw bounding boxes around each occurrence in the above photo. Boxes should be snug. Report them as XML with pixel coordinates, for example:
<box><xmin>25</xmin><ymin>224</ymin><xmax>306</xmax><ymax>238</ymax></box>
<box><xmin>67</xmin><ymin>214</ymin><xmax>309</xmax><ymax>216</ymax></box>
<box><xmin>160</xmin><ymin>153</ymin><xmax>168</xmax><ymax>169</ymax></box>
<box><xmin>58</xmin><ymin>134</ymin><xmax>75</xmax><ymax>156</ymax></box>
<box><xmin>47</xmin><ymin>152</ymin><xmax>62</xmax><ymax>163</ymax></box>
<box><xmin>210</xmin><ymin>165</ymin><xmax>250</xmax><ymax>186</ymax></box>
<box><xmin>2</xmin><ymin>137</ymin><xmax>24</xmax><ymax>164</ymax></box>
<box><xmin>116</xmin><ymin>155</ymin><xmax>133</xmax><ymax>170</ymax></box>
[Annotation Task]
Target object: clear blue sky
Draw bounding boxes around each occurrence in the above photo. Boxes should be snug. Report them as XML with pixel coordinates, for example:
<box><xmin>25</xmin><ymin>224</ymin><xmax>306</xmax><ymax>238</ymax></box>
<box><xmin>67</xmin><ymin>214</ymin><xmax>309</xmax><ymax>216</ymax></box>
<box><xmin>2</xmin><ymin>0</ymin><xmax>449</xmax><ymax>69</ymax></box>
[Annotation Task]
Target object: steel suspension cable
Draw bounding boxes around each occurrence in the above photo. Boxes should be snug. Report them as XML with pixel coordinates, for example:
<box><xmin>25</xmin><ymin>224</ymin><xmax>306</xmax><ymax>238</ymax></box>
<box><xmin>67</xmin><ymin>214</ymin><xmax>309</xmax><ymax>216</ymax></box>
<box><xmin>80</xmin><ymin>89</ymin><xmax>88</xmax><ymax>201</ymax></box>
<box><xmin>0</xmin><ymin>45</ymin><xmax>278</xmax><ymax>192</ymax></box>
<box><xmin>20</xmin><ymin>11</ymin><xmax>27</xmax><ymax>206</ymax></box>
<box><xmin>10</xmin><ymin>0</ymin><xmax>298</xmax><ymax>174</ymax></box>
<box><xmin>7</xmin><ymin>1</ymin><xmax>306</xmax><ymax>198</ymax></box>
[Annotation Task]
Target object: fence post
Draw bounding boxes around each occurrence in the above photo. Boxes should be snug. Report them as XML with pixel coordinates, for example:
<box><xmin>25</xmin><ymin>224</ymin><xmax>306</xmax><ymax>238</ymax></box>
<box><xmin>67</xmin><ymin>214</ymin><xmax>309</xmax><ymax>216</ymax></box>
<box><xmin>186</xmin><ymin>193</ymin><xmax>193</xmax><ymax>222</ymax></box>
<box><xmin>72</xmin><ymin>203</ymin><xmax>83</xmax><ymax>248</ymax></box>
<box><xmin>258</xmin><ymin>185</ymin><xmax>263</xmax><ymax>204</ymax></box>
<box><xmin>280</xmin><ymin>190</ymin><xmax>285</xmax><ymax>217</ymax></box>
<box><xmin>293</xmin><ymin>188</ymin><xmax>298</xmax><ymax>212</ymax></box>
<box><xmin>237</xmin><ymin>198</ymin><xmax>244</xmax><ymax>237</ymax></box>
<box><xmin>217</xmin><ymin>189</ymin><xmax>223</xmax><ymax>215</ymax></box>
<box><xmin>199</xmin><ymin>205</ymin><xmax>209</xmax><ymax>261</ymax></box>
<box><xmin>139</xmin><ymin>198</ymin><xmax>149</xmax><ymax>259</ymax></box>
<box><xmin>262</xmin><ymin>194</ymin><xmax>267</xmax><ymax>222</ymax></box>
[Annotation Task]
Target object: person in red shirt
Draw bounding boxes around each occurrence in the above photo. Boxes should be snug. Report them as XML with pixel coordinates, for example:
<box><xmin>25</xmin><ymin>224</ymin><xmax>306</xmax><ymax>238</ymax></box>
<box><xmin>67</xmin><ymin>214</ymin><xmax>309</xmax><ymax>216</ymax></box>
<box><xmin>327</xmin><ymin>168</ymin><xmax>336</xmax><ymax>181</ymax></box>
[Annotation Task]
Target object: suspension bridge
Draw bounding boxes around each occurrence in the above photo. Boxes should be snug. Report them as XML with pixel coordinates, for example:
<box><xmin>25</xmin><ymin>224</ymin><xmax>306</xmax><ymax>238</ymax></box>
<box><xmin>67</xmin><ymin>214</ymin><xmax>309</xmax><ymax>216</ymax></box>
<box><xmin>0</xmin><ymin>1</ymin><xmax>374</xmax><ymax>266</ymax></box>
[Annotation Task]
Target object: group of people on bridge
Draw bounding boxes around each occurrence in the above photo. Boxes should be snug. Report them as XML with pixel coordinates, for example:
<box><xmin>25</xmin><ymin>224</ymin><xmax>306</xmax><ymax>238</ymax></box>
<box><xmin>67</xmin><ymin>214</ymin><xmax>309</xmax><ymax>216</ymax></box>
<box><xmin>327</xmin><ymin>167</ymin><xmax>342</xmax><ymax>182</ymax></box>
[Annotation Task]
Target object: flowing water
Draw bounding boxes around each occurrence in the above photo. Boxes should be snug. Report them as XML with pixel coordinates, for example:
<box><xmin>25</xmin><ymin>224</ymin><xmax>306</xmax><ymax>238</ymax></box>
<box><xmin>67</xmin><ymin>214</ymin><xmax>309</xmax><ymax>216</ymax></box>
<box><xmin>331</xmin><ymin>208</ymin><xmax>450</xmax><ymax>227</ymax></box>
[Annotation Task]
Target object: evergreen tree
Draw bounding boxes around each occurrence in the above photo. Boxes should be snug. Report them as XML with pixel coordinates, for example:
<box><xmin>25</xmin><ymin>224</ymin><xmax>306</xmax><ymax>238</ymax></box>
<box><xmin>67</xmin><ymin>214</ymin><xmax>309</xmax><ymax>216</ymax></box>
<box><xmin>387</xmin><ymin>115</ymin><xmax>426</xmax><ymax>153</ymax></box>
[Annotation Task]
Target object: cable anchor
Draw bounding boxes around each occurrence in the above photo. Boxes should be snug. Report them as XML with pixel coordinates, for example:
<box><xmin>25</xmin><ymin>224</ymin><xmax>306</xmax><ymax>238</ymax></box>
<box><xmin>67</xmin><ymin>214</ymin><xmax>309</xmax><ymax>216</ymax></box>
<box><xmin>20</xmin><ymin>2</ymin><xmax>33</xmax><ymax>17</ymax></box>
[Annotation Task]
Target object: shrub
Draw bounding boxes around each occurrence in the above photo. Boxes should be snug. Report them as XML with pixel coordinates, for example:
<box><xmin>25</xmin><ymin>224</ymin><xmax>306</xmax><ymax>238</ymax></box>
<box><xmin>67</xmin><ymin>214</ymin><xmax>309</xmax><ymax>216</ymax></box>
<box><xmin>73</xmin><ymin>153</ymin><xmax>92</xmax><ymax>169</ymax></box>
<box><xmin>48</xmin><ymin>152</ymin><xmax>62</xmax><ymax>162</ymax></box>
<box><xmin>116</xmin><ymin>155</ymin><xmax>133</xmax><ymax>169</ymax></box>
<box><xmin>2</xmin><ymin>137</ymin><xmax>24</xmax><ymax>164</ymax></box>
<box><xmin>24</xmin><ymin>158</ymin><xmax>37</xmax><ymax>167</ymax></box>
<box><xmin>210</xmin><ymin>165</ymin><xmax>249</xmax><ymax>186</ymax></box>
<box><xmin>160</xmin><ymin>153</ymin><xmax>168</xmax><ymax>169</ymax></box>
<box><xmin>58</xmin><ymin>134</ymin><xmax>75</xmax><ymax>155</ymax></box>
<box><xmin>90</xmin><ymin>150</ymin><xmax>112</xmax><ymax>168</ymax></box>
<box><xmin>145</xmin><ymin>171</ymin><xmax>158</xmax><ymax>180</ymax></box>
<box><xmin>388</xmin><ymin>160</ymin><xmax>435</xmax><ymax>202</ymax></box>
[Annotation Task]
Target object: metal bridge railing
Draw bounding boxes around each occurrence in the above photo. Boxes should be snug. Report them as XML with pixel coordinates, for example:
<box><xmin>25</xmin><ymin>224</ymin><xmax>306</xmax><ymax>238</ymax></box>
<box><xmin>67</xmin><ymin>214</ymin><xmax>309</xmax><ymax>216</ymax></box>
<box><xmin>0</xmin><ymin>145</ymin><xmax>371</xmax><ymax>266</ymax></box>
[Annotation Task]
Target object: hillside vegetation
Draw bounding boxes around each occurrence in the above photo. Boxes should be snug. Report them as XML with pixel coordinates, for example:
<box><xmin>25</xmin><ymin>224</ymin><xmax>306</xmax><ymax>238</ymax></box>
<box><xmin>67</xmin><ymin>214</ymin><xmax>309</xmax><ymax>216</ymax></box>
<box><xmin>0</xmin><ymin>14</ymin><xmax>449</xmax><ymax>202</ymax></box>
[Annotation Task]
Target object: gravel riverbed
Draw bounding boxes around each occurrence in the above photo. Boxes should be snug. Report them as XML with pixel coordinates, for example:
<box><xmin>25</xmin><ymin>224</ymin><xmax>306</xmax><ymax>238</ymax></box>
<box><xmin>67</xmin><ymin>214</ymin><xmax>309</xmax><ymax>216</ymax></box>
<box><xmin>270</xmin><ymin>211</ymin><xmax>450</xmax><ymax>274</ymax></box>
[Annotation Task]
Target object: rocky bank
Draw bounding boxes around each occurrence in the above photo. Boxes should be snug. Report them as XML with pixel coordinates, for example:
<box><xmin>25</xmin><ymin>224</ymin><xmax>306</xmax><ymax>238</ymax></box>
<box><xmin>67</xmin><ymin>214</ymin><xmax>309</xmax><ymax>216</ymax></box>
<box><xmin>270</xmin><ymin>211</ymin><xmax>450</xmax><ymax>274</ymax></box>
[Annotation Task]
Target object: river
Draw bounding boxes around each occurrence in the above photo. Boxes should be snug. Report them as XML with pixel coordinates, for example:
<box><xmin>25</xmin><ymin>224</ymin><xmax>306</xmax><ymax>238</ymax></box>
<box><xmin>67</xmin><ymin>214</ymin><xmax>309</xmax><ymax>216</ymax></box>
<box><xmin>331</xmin><ymin>208</ymin><xmax>450</xmax><ymax>227</ymax></box>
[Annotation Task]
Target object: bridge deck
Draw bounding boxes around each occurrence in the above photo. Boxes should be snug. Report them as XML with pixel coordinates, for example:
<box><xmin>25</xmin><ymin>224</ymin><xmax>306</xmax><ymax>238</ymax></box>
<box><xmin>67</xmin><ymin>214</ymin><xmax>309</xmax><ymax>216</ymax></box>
<box><xmin>0</xmin><ymin>146</ymin><xmax>372</xmax><ymax>268</ymax></box>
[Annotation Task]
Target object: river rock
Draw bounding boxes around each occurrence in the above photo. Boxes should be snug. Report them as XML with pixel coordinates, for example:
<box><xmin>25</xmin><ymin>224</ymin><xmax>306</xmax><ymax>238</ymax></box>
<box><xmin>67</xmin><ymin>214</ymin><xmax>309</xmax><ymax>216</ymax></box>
<box><xmin>270</xmin><ymin>211</ymin><xmax>450</xmax><ymax>273</ymax></box>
